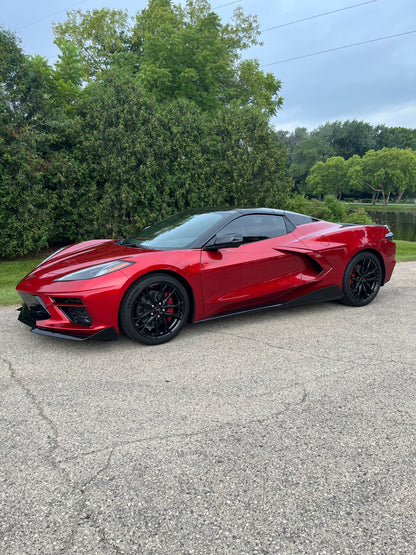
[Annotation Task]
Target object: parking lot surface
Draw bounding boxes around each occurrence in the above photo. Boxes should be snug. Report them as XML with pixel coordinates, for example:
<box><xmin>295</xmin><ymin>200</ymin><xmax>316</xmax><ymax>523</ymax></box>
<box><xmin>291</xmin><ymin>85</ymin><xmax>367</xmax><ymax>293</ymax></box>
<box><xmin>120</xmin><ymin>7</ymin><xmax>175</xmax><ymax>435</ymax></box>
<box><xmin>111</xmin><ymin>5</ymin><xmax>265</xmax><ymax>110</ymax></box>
<box><xmin>0</xmin><ymin>262</ymin><xmax>415</xmax><ymax>554</ymax></box>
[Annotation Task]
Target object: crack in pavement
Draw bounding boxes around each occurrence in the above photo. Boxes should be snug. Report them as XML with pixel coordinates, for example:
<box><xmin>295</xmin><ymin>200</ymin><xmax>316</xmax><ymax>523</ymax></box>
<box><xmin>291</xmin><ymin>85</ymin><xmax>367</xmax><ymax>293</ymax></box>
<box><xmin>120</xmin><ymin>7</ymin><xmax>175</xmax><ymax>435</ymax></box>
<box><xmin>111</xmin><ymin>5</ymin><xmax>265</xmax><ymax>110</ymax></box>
<box><xmin>2</xmin><ymin>356</ymin><xmax>63</xmax><ymax>475</ymax></box>
<box><xmin>2</xmin><ymin>337</ymin><xmax>413</xmax><ymax>552</ymax></box>
<box><xmin>43</xmin><ymin>351</ymin><xmax>413</xmax><ymax>467</ymax></box>
<box><xmin>59</xmin><ymin>450</ymin><xmax>122</xmax><ymax>555</ymax></box>
<box><xmin>55</xmin><ymin>355</ymin><xmax>401</xmax><ymax>465</ymax></box>
<box><xmin>1</xmin><ymin>356</ymin><xmax>120</xmax><ymax>553</ymax></box>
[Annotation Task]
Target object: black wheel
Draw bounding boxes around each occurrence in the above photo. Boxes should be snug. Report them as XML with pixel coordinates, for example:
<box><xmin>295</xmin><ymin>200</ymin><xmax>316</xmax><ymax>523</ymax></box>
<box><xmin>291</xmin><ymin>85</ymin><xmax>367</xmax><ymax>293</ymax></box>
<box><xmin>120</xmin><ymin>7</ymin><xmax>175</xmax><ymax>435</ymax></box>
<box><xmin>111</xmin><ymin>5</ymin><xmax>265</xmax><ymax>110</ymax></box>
<box><xmin>119</xmin><ymin>273</ymin><xmax>189</xmax><ymax>345</ymax></box>
<box><xmin>341</xmin><ymin>252</ymin><xmax>382</xmax><ymax>307</ymax></box>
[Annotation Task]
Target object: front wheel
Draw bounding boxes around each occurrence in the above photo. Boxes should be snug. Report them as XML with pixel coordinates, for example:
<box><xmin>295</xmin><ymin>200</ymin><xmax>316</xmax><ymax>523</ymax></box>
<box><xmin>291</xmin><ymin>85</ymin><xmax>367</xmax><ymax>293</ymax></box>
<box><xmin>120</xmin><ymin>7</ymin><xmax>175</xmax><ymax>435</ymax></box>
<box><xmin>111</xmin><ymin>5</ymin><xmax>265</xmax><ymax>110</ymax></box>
<box><xmin>341</xmin><ymin>252</ymin><xmax>382</xmax><ymax>307</ymax></box>
<box><xmin>119</xmin><ymin>273</ymin><xmax>190</xmax><ymax>345</ymax></box>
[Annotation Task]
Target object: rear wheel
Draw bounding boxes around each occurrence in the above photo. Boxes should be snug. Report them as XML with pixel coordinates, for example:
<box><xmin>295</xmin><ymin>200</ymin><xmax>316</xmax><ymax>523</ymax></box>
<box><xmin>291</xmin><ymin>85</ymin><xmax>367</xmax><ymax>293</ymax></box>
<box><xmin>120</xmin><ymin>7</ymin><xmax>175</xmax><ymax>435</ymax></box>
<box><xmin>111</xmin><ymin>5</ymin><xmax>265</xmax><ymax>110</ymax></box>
<box><xmin>120</xmin><ymin>273</ymin><xmax>189</xmax><ymax>345</ymax></box>
<box><xmin>341</xmin><ymin>252</ymin><xmax>382</xmax><ymax>307</ymax></box>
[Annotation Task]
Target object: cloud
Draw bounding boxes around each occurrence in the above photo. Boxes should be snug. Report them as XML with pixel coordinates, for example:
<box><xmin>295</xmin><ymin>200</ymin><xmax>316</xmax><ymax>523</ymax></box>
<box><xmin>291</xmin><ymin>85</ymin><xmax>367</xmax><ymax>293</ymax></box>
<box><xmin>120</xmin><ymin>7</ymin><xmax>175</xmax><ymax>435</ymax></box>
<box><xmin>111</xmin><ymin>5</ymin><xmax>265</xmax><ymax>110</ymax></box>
<box><xmin>362</xmin><ymin>102</ymin><xmax>416</xmax><ymax>129</ymax></box>
<box><xmin>274</xmin><ymin>101</ymin><xmax>416</xmax><ymax>132</ymax></box>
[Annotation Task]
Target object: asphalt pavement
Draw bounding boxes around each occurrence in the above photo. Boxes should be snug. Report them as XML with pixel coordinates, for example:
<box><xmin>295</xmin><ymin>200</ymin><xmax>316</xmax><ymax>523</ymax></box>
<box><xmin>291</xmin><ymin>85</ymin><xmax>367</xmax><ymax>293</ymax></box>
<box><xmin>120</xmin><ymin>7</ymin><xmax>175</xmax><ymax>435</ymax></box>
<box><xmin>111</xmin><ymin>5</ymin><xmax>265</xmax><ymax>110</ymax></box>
<box><xmin>0</xmin><ymin>262</ymin><xmax>415</xmax><ymax>554</ymax></box>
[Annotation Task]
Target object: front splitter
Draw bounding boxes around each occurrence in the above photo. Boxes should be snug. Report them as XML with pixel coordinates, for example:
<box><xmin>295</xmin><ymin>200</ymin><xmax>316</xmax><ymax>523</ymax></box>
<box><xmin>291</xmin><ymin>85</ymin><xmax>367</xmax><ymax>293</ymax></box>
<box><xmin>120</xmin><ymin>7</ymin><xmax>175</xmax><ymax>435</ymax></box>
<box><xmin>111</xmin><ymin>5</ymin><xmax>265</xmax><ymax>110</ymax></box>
<box><xmin>30</xmin><ymin>326</ymin><xmax>119</xmax><ymax>341</ymax></box>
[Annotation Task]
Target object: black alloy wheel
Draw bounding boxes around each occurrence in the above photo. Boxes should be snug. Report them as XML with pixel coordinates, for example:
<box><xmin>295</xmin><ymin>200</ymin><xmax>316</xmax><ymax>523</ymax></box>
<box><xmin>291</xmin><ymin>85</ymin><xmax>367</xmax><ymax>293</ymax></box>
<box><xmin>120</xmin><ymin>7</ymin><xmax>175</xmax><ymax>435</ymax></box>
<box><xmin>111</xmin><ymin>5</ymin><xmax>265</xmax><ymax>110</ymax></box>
<box><xmin>341</xmin><ymin>252</ymin><xmax>382</xmax><ymax>307</ymax></box>
<box><xmin>120</xmin><ymin>273</ymin><xmax>190</xmax><ymax>345</ymax></box>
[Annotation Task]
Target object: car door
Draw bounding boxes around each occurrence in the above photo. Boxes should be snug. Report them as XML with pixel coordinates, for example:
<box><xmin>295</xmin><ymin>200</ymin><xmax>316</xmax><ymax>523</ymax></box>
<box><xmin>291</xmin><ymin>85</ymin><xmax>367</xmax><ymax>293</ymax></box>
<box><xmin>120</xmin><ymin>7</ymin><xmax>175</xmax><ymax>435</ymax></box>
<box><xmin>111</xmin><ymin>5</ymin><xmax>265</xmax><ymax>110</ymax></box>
<box><xmin>200</xmin><ymin>214</ymin><xmax>305</xmax><ymax>318</ymax></box>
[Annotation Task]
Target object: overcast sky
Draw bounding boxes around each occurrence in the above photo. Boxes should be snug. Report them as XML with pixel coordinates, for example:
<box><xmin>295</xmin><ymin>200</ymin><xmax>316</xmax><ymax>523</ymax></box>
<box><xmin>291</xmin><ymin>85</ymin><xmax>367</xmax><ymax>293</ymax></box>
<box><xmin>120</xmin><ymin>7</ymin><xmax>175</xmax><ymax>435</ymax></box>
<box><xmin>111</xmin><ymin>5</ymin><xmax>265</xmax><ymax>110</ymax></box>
<box><xmin>2</xmin><ymin>0</ymin><xmax>416</xmax><ymax>131</ymax></box>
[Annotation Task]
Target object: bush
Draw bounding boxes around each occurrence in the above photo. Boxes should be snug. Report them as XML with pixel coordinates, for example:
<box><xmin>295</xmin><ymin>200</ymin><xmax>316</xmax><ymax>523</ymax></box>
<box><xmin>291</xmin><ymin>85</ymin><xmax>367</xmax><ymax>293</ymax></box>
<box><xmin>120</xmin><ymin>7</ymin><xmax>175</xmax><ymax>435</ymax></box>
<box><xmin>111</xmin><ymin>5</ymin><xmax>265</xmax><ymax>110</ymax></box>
<box><xmin>285</xmin><ymin>194</ymin><xmax>309</xmax><ymax>214</ymax></box>
<box><xmin>306</xmin><ymin>198</ymin><xmax>332</xmax><ymax>220</ymax></box>
<box><xmin>286</xmin><ymin>195</ymin><xmax>374</xmax><ymax>225</ymax></box>
<box><xmin>345</xmin><ymin>207</ymin><xmax>374</xmax><ymax>224</ymax></box>
<box><xmin>0</xmin><ymin>75</ymin><xmax>291</xmax><ymax>258</ymax></box>
<box><xmin>322</xmin><ymin>195</ymin><xmax>345</xmax><ymax>221</ymax></box>
<box><xmin>78</xmin><ymin>74</ymin><xmax>292</xmax><ymax>239</ymax></box>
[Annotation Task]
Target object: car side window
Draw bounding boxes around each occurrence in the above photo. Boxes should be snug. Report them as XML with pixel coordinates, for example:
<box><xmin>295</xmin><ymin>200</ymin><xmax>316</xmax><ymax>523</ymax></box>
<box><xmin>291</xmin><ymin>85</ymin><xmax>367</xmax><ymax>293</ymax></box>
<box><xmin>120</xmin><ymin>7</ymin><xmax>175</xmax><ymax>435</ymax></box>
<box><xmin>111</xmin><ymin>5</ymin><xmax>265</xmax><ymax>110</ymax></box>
<box><xmin>219</xmin><ymin>215</ymin><xmax>288</xmax><ymax>244</ymax></box>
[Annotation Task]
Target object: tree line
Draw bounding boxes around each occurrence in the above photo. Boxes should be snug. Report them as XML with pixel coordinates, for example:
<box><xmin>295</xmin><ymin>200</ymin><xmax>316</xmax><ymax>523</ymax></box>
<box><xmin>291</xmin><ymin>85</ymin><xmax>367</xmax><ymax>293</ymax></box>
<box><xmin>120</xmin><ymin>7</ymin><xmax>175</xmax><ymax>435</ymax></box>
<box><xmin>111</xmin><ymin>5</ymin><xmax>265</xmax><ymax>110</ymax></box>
<box><xmin>279</xmin><ymin>121</ymin><xmax>416</xmax><ymax>202</ymax></box>
<box><xmin>306</xmin><ymin>148</ymin><xmax>416</xmax><ymax>205</ymax></box>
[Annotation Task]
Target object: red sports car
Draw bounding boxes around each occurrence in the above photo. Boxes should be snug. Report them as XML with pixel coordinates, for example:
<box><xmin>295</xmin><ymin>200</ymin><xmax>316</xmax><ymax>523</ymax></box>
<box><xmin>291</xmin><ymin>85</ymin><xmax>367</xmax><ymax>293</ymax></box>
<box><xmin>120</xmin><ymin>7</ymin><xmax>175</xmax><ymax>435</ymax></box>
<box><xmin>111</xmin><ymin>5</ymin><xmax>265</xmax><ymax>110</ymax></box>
<box><xmin>16</xmin><ymin>209</ymin><xmax>396</xmax><ymax>345</ymax></box>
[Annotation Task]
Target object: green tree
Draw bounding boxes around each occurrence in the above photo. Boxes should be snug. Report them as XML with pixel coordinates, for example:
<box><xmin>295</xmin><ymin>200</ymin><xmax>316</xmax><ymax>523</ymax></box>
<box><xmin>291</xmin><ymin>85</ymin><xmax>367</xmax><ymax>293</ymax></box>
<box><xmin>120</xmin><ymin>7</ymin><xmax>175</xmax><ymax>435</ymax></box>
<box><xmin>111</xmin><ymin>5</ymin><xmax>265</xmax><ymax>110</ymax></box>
<box><xmin>289</xmin><ymin>135</ymin><xmax>331</xmax><ymax>190</ymax></box>
<box><xmin>0</xmin><ymin>28</ymin><xmax>88</xmax><ymax>256</ymax></box>
<box><xmin>278</xmin><ymin>127</ymin><xmax>309</xmax><ymax>151</ymax></box>
<box><xmin>76</xmin><ymin>71</ymin><xmax>290</xmax><ymax>237</ymax></box>
<box><xmin>375</xmin><ymin>125</ymin><xmax>416</xmax><ymax>150</ymax></box>
<box><xmin>1</xmin><ymin>29</ymin><xmax>54</xmax><ymax>256</ymax></box>
<box><xmin>306</xmin><ymin>156</ymin><xmax>348</xmax><ymax>199</ymax></box>
<box><xmin>132</xmin><ymin>0</ymin><xmax>282</xmax><ymax>114</ymax></box>
<box><xmin>1</xmin><ymin>1</ymin><xmax>289</xmax><ymax>257</ymax></box>
<box><xmin>54</xmin><ymin>1</ymin><xmax>283</xmax><ymax>115</ymax></box>
<box><xmin>52</xmin><ymin>39</ymin><xmax>84</xmax><ymax>106</ymax></box>
<box><xmin>313</xmin><ymin>120</ymin><xmax>376</xmax><ymax>159</ymax></box>
<box><xmin>1</xmin><ymin>29</ymin><xmax>54</xmax><ymax>128</ymax></box>
<box><xmin>348</xmin><ymin>148</ymin><xmax>416</xmax><ymax>205</ymax></box>
<box><xmin>53</xmin><ymin>8</ymin><xmax>131</xmax><ymax>80</ymax></box>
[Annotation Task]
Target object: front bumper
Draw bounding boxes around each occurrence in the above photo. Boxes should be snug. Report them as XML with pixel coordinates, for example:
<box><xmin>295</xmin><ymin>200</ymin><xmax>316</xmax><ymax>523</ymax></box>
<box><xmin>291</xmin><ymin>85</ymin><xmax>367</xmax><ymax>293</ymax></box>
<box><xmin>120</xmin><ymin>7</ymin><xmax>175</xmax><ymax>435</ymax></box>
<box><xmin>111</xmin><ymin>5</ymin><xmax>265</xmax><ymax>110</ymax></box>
<box><xmin>17</xmin><ymin>305</ymin><xmax>118</xmax><ymax>341</ymax></box>
<box><xmin>16</xmin><ymin>288</ymin><xmax>121</xmax><ymax>342</ymax></box>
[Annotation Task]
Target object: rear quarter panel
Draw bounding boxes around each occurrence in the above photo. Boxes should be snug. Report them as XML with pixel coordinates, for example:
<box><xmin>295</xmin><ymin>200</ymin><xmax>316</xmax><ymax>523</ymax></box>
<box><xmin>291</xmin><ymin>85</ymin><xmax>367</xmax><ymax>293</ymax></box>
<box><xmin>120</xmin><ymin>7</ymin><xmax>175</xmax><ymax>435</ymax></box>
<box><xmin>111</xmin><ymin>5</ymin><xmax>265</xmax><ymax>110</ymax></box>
<box><xmin>293</xmin><ymin>223</ymin><xmax>396</xmax><ymax>286</ymax></box>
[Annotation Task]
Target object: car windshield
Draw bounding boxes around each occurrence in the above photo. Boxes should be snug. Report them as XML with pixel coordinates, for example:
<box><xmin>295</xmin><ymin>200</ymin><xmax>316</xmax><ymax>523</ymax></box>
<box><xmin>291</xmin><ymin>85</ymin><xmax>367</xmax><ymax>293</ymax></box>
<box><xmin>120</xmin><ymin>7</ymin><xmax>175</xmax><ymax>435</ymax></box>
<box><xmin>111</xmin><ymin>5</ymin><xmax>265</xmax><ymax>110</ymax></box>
<box><xmin>123</xmin><ymin>211</ymin><xmax>225</xmax><ymax>250</ymax></box>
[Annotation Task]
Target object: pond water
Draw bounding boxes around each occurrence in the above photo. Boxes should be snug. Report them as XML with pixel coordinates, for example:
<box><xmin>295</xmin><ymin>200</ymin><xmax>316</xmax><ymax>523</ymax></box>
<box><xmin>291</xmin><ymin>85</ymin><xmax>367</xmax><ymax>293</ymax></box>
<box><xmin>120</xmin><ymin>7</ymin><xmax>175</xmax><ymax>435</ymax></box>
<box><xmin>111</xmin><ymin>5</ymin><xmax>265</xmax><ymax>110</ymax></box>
<box><xmin>366</xmin><ymin>211</ymin><xmax>416</xmax><ymax>242</ymax></box>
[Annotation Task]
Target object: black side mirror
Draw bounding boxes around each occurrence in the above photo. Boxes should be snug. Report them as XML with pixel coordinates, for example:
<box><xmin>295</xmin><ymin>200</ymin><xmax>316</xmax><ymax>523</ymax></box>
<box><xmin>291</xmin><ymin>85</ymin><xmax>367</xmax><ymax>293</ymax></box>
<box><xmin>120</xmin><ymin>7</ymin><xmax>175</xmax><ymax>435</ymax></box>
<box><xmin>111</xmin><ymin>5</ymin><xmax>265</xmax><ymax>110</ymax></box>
<box><xmin>204</xmin><ymin>233</ymin><xmax>244</xmax><ymax>251</ymax></box>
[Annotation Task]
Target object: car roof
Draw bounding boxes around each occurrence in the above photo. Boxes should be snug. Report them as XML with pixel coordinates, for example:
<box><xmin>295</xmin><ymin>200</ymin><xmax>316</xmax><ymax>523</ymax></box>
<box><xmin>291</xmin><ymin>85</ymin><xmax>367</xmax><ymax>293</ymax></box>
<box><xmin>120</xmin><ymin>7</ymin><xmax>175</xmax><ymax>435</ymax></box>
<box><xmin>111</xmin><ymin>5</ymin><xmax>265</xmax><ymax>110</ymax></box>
<box><xmin>199</xmin><ymin>208</ymin><xmax>286</xmax><ymax>217</ymax></box>
<box><xmin>234</xmin><ymin>208</ymin><xmax>285</xmax><ymax>216</ymax></box>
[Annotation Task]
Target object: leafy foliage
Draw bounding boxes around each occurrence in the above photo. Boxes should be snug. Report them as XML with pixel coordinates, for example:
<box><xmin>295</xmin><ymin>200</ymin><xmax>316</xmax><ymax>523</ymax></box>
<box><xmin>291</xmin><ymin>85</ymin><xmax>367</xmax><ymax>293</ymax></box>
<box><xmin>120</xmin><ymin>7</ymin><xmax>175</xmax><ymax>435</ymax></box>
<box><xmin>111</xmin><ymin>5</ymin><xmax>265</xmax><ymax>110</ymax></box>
<box><xmin>0</xmin><ymin>29</ymin><xmax>74</xmax><ymax>256</ymax></box>
<box><xmin>306</xmin><ymin>156</ymin><xmax>350</xmax><ymax>199</ymax></box>
<box><xmin>286</xmin><ymin>195</ymin><xmax>373</xmax><ymax>224</ymax></box>
<box><xmin>315</xmin><ymin>120</ymin><xmax>376</xmax><ymax>159</ymax></box>
<box><xmin>53</xmin><ymin>0</ymin><xmax>283</xmax><ymax>116</ymax></box>
<box><xmin>53</xmin><ymin>8</ymin><xmax>131</xmax><ymax>80</ymax></box>
<box><xmin>348</xmin><ymin>148</ymin><xmax>416</xmax><ymax>204</ymax></box>
<box><xmin>375</xmin><ymin>125</ymin><xmax>416</xmax><ymax>150</ymax></box>
<box><xmin>307</xmin><ymin>149</ymin><xmax>416</xmax><ymax>205</ymax></box>
<box><xmin>0</xmin><ymin>9</ymin><xmax>290</xmax><ymax>258</ymax></box>
<box><xmin>77</xmin><ymin>71</ymin><xmax>290</xmax><ymax>238</ymax></box>
<box><xmin>281</xmin><ymin>120</ymin><xmax>416</xmax><ymax>192</ymax></box>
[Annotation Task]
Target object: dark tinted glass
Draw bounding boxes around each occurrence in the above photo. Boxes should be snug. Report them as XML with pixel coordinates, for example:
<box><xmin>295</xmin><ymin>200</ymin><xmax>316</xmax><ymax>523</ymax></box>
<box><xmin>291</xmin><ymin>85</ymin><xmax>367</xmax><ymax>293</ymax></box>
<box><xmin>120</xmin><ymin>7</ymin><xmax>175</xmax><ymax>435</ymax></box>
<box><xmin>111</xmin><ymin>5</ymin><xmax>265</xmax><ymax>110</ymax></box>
<box><xmin>219</xmin><ymin>215</ymin><xmax>288</xmax><ymax>243</ymax></box>
<box><xmin>285</xmin><ymin>212</ymin><xmax>317</xmax><ymax>227</ymax></box>
<box><xmin>124</xmin><ymin>211</ymin><xmax>225</xmax><ymax>249</ymax></box>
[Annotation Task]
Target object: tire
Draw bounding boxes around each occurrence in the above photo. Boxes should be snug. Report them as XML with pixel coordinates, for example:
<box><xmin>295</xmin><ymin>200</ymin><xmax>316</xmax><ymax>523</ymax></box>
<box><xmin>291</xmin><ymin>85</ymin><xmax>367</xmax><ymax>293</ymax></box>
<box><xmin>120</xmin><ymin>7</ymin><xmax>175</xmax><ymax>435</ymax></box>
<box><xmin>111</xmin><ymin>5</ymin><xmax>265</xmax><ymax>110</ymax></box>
<box><xmin>340</xmin><ymin>251</ymin><xmax>382</xmax><ymax>307</ymax></box>
<box><xmin>119</xmin><ymin>273</ymin><xmax>190</xmax><ymax>345</ymax></box>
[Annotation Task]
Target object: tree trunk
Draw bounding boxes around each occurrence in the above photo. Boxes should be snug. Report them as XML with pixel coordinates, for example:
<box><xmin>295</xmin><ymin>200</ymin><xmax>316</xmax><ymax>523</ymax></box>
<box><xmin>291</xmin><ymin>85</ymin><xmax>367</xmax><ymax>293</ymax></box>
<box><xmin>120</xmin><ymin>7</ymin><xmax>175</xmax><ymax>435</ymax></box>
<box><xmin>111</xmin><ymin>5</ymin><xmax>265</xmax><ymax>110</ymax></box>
<box><xmin>380</xmin><ymin>179</ymin><xmax>387</xmax><ymax>205</ymax></box>
<box><xmin>396</xmin><ymin>189</ymin><xmax>405</xmax><ymax>203</ymax></box>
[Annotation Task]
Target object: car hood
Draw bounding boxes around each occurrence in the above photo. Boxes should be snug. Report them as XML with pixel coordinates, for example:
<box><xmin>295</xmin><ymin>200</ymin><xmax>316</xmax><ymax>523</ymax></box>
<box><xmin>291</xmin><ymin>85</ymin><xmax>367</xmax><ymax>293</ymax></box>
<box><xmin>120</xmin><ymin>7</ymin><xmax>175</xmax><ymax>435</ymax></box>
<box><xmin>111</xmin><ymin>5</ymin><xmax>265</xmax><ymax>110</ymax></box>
<box><xmin>19</xmin><ymin>239</ymin><xmax>155</xmax><ymax>284</ymax></box>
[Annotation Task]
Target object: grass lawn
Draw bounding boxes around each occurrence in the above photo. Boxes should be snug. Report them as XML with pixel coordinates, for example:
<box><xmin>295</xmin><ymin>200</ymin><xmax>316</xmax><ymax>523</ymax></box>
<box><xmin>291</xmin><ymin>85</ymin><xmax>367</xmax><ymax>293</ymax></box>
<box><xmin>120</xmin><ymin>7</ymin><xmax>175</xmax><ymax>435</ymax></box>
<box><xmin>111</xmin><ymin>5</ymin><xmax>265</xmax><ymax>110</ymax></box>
<box><xmin>1</xmin><ymin>241</ymin><xmax>415</xmax><ymax>307</ymax></box>
<box><xmin>395</xmin><ymin>240</ymin><xmax>416</xmax><ymax>262</ymax></box>
<box><xmin>0</xmin><ymin>257</ymin><xmax>44</xmax><ymax>306</ymax></box>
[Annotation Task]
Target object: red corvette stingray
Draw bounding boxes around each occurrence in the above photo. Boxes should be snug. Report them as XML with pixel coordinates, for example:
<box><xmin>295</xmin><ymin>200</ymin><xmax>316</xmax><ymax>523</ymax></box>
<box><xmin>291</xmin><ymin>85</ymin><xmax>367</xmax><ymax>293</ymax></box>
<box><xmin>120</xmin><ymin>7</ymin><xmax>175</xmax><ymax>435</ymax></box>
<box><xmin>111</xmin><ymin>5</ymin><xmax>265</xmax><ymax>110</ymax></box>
<box><xmin>16</xmin><ymin>208</ymin><xmax>396</xmax><ymax>345</ymax></box>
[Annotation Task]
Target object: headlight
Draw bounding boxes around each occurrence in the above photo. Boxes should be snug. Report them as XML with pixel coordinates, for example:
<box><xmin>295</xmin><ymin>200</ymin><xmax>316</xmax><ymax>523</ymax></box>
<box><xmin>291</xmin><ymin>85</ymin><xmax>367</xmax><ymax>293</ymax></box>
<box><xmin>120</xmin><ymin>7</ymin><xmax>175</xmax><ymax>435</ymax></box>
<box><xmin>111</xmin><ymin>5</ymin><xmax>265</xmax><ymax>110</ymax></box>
<box><xmin>54</xmin><ymin>261</ymin><xmax>135</xmax><ymax>282</ymax></box>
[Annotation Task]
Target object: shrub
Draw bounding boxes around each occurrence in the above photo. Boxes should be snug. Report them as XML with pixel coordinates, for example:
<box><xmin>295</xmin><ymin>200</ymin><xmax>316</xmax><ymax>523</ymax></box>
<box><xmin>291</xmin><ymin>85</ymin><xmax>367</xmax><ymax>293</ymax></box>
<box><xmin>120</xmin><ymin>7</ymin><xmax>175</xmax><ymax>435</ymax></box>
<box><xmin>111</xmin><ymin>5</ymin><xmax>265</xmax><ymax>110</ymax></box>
<box><xmin>285</xmin><ymin>194</ymin><xmax>309</xmax><ymax>214</ymax></box>
<box><xmin>345</xmin><ymin>207</ymin><xmax>374</xmax><ymax>224</ymax></box>
<box><xmin>286</xmin><ymin>195</ymin><xmax>374</xmax><ymax>225</ymax></box>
